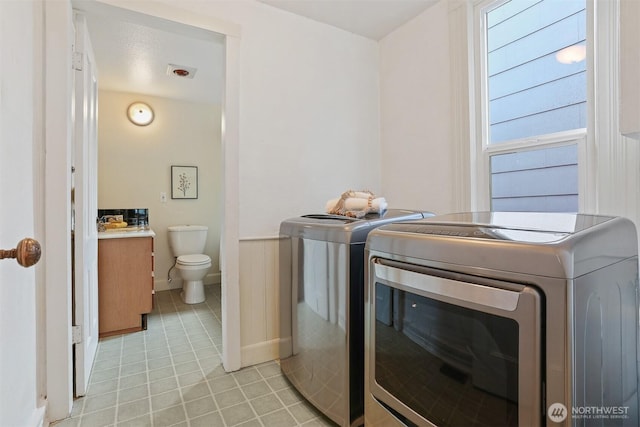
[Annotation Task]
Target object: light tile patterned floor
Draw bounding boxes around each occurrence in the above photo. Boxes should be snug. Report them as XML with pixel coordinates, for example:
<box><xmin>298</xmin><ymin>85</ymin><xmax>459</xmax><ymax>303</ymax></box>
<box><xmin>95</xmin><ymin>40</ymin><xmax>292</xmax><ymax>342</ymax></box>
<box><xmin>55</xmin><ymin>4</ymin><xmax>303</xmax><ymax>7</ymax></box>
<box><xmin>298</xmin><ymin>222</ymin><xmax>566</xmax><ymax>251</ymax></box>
<box><xmin>52</xmin><ymin>286</ymin><xmax>334</xmax><ymax>427</ymax></box>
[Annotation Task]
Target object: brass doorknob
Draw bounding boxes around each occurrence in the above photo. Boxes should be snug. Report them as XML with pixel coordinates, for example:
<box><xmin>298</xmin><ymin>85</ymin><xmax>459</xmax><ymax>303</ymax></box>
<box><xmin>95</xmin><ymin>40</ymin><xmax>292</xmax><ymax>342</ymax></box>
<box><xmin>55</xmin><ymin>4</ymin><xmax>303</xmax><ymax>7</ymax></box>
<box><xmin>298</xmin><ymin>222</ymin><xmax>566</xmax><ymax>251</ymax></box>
<box><xmin>0</xmin><ymin>238</ymin><xmax>42</xmax><ymax>267</ymax></box>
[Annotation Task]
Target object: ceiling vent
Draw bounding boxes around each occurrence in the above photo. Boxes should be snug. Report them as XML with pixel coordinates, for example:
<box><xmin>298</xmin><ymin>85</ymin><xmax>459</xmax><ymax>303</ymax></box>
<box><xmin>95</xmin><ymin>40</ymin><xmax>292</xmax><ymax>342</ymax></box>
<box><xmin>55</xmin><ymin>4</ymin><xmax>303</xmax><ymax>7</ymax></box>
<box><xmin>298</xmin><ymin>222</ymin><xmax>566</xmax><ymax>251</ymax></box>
<box><xmin>166</xmin><ymin>64</ymin><xmax>197</xmax><ymax>79</ymax></box>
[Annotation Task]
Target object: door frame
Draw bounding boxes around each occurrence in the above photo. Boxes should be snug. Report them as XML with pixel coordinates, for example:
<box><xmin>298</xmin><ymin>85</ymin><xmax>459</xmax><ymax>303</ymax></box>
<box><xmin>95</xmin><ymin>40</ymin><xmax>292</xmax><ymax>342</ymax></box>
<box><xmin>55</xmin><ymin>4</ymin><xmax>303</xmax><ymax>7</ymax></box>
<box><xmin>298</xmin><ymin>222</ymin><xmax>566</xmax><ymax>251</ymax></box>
<box><xmin>44</xmin><ymin>0</ymin><xmax>241</xmax><ymax>420</ymax></box>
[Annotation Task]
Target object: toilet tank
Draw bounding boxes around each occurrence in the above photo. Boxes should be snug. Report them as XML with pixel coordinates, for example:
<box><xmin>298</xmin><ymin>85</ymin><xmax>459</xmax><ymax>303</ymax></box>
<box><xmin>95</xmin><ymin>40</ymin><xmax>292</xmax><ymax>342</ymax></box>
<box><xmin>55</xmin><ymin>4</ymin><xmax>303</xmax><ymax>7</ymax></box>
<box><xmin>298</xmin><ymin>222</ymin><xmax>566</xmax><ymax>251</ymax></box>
<box><xmin>168</xmin><ymin>225</ymin><xmax>208</xmax><ymax>256</ymax></box>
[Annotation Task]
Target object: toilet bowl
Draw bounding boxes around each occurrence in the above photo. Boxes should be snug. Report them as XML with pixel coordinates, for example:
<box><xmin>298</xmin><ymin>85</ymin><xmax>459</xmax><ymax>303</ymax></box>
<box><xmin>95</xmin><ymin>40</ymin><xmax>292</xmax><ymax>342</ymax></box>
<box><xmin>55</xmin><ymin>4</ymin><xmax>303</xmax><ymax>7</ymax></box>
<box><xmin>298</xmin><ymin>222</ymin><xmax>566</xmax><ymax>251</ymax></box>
<box><xmin>176</xmin><ymin>254</ymin><xmax>211</xmax><ymax>304</ymax></box>
<box><xmin>168</xmin><ymin>225</ymin><xmax>211</xmax><ymax>304</ymax></box>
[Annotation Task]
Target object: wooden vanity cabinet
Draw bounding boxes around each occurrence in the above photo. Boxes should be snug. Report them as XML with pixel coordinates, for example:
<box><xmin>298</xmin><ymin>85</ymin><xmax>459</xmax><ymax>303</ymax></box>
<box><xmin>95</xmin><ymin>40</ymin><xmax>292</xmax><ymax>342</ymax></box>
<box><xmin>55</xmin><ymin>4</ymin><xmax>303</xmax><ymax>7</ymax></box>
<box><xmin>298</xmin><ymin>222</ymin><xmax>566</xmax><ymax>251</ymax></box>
<box><xmin>98</xmin><ymin>236</ymin><xmax>154</xmax><ymax>337</ymax></box>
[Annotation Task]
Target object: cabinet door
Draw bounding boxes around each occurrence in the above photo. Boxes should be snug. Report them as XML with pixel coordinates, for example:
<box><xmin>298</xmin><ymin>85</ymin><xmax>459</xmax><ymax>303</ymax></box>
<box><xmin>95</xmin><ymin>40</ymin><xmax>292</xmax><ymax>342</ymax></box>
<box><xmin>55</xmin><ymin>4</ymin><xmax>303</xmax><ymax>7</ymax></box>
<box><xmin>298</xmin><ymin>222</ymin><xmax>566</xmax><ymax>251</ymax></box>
<box><xmin>98</xmin><ymin>237</ymin><xmax>153</xmax><ymax>335</ymax></box>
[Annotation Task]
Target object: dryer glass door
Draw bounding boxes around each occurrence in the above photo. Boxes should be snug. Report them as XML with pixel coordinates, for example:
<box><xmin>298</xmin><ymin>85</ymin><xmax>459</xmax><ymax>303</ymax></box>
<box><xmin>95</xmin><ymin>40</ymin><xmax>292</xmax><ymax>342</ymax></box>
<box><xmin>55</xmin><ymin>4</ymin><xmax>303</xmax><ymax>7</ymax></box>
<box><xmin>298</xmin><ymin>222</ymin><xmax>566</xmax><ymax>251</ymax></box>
<box><xmin>369</xmin><ymin>259</ymin><xmax>542</xmax><ymax>427</ymax></box>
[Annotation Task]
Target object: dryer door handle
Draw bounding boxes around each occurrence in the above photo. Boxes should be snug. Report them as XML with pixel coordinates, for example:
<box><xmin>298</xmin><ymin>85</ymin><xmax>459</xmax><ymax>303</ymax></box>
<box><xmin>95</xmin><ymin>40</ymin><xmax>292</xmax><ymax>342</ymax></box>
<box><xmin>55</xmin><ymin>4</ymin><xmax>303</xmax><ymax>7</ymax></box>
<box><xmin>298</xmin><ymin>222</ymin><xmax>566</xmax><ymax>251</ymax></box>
<box><xmin>373</xmin><ymin>262</ymin><xmax>520</xmax><ymax>311</ymax></box>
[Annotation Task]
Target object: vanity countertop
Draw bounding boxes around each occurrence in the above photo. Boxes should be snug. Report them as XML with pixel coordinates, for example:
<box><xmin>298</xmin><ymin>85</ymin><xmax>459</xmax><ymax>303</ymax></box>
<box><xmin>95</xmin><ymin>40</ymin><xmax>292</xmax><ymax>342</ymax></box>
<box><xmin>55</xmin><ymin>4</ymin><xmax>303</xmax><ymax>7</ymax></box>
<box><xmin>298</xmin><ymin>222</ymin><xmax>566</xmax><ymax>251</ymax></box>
<box><xmin>98</xmin><ymin>228</ymin><xmax>156</xmax><ymax>240</ymax></box>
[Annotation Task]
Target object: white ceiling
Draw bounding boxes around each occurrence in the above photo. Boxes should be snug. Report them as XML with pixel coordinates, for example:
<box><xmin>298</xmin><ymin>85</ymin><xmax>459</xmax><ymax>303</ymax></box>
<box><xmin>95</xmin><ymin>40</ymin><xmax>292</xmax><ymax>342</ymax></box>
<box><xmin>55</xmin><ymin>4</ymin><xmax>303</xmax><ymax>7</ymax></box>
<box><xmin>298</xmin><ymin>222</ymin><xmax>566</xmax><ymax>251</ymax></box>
<box><xmin>73</xmin><ymin>0</ymin><xmax>436</xmax><ymax>105</ymax></box>
<box><xmin>259</xmin><ymin>0</ymin><xmax>437</xmax><ymax>40</ymax></box>
<box><xmin>75</xmin><ymin>1</ymin><xmax>225</xmax><ymax>104</ymax></box>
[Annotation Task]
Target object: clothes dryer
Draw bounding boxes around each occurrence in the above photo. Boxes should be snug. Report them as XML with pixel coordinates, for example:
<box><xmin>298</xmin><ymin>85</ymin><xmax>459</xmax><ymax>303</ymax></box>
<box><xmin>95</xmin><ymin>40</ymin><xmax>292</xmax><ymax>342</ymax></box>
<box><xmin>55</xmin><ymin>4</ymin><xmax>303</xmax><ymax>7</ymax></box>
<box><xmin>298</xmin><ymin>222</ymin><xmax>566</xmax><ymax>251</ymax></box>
<box><xmin>364</xmin><ymin>212</ymin><xmax>639</xmax><ymax>427</ymax></box>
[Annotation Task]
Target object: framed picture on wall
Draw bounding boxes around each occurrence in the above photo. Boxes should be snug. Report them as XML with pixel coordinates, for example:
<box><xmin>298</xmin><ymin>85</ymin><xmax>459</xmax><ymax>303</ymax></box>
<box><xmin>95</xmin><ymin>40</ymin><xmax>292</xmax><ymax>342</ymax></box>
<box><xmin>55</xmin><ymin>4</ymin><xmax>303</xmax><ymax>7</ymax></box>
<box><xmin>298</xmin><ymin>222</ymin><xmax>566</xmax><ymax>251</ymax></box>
<box><xmin>171</xmin><ymin>165</ymin><xmax>198</xmax><ymax>199</ymax></box>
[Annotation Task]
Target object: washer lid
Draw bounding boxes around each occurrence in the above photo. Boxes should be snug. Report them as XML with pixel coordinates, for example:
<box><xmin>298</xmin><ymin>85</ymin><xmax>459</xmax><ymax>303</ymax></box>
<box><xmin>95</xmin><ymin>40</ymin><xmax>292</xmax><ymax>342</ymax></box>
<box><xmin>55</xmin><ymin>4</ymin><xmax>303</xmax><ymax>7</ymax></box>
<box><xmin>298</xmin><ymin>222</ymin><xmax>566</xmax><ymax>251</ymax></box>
<box><xmin>279</xmin><ymin>209</ymin><xmax>433</xmax><ymax>243</ymax></box>
<box><xmin>177</xmin><ymin>254</ymin><xmax>211</xmax><ymax>265</ymax></box>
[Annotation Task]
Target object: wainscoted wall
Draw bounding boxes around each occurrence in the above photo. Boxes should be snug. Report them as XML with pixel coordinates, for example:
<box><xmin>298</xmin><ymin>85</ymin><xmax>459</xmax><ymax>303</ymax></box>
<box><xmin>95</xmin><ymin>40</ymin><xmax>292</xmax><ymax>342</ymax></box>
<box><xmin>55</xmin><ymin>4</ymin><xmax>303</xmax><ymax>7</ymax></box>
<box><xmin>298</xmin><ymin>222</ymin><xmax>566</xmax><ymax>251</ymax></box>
<box><xmin>238</xmin><ymin>237</ymin><xmax>282</xmax><ymax>368</ymax></box>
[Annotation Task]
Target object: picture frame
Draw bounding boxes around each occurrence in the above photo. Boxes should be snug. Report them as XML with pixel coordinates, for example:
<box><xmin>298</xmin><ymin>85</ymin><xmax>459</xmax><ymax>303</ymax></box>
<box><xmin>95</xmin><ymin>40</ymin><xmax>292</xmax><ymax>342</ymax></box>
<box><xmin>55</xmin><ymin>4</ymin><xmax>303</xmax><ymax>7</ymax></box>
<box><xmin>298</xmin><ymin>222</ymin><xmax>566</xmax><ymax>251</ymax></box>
<box><xmin>171</xmin><ymin>165</ymin><xmax>198</xmax><ymax>199</ymax></box>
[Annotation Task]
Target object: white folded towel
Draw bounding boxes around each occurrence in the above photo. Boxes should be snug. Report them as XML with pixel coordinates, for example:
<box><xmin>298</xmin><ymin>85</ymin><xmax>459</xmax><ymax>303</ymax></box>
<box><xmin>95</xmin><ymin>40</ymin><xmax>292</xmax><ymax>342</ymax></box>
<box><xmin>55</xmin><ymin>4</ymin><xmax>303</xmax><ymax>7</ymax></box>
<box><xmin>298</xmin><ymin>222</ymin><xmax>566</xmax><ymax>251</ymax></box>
<box><xmin>325</xmin><ymin>190</ymin><xmax>387</xmax><ymax>217</ymax></box>
<box><xmin>325</xmin><ymin>197</ymin><xmax>387</xmax><ymax>213</ymax></box>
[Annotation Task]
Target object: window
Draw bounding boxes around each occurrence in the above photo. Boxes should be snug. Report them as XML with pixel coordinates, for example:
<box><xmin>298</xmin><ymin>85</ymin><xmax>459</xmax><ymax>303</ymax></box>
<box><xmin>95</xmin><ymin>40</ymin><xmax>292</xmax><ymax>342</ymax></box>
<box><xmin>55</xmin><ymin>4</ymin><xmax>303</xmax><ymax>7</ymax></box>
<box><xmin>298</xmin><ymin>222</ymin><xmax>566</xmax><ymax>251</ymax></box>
<box><xmin>475</xmin><ymin>0</ymin><xmax>587</xmax><ymax>212</ymax></box>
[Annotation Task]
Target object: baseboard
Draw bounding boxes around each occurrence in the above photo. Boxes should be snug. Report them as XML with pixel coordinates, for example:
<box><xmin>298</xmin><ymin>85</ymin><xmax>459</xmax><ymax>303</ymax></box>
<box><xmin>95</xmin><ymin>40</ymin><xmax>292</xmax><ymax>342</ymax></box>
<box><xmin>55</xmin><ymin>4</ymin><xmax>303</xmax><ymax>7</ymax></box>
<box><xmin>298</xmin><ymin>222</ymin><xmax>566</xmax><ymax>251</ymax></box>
<box><xmin>154</xmin><ymin>272</ymin><xmax>221</xmax><ymax>292</ymax></box>
<box><xmin>240</xmin><ymin>339</ymin><xmax>280</xmax><ymax>368</ymax></box>
<box><xmin>205</xmin><ymin>272</ymin><xmax>221</xmax><ymax>285</ymax></box>
<box><xmin>154</xmin><ymin>279</ymin><xmax>178</xmax><ymax>292</ymax></box>
<box><xmin>279</xmin><ymin>336</ymin><xmax>292</xmax><ymax>358</ymax></box>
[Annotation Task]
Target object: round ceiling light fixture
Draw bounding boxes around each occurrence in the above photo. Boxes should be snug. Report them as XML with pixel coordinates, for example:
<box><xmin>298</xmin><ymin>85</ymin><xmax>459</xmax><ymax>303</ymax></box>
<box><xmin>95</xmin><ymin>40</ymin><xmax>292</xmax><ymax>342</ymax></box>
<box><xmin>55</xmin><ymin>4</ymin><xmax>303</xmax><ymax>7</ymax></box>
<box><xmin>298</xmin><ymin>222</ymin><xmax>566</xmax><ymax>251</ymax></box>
<box><xmin>127</xmin><ymin>102</ymin><xmax>154</xmax><ymax>126</ymax></box>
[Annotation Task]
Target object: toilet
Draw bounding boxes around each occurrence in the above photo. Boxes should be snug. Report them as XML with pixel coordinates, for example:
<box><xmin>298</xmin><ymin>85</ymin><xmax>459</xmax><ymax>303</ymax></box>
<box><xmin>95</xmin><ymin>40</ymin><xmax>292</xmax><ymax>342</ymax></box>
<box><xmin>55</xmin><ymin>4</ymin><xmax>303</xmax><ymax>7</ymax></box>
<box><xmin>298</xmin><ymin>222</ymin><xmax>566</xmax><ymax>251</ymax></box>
<box><xmin>168</xmin><ymin>225</ymin><xmax>212</xmax><ymax>304</ymax></box>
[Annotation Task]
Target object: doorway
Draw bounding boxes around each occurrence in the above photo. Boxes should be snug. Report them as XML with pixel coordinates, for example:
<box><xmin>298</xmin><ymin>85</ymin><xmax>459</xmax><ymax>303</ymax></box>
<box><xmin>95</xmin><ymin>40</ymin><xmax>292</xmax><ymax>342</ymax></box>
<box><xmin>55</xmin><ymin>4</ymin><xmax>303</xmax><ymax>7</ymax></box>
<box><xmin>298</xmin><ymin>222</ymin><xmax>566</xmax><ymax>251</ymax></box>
<box><xmin>81</xmin><ymin>3</ymin><xmax>226</xmax><ymax>297</ymax></box>
<box><xmin>45</xmin><ymin>0</ymin><xmax>241</xmax><ymax>419</ymax></box>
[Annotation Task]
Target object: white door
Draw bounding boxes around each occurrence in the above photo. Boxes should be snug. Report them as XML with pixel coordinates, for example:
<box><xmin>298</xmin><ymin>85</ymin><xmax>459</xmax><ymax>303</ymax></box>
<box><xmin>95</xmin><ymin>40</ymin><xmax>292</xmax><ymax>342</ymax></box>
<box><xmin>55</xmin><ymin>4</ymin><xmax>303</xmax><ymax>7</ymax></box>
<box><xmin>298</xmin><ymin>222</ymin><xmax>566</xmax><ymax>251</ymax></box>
<box><xmin>72</xmin><ymin>11</ymin><xmax>99</xmax><ymax>397</ymax></box>
<box><xmin>0</xmin><ymin>0</ymin><xmax>46</xmax><ymax>424</ymax></box>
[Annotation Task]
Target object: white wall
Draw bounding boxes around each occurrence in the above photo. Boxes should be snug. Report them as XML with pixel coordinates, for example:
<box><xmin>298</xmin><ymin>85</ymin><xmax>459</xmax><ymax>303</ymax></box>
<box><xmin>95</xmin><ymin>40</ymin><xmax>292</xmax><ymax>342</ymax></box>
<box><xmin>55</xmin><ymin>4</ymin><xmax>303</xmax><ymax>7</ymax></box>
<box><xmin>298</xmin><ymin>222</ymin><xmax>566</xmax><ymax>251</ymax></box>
<box><xmin>236</xmin><ymin>5</ymin><xmax>382</xmax><ymax>237</ymax></box>
<box><xmin>97</xmin><ymin>91</ymin><xmax>223</xmax><ymax>291</ymax></box>
<box><xmin>379</xmin><ymin>0</ymin><xmax>455</xmax><ymax>216</ymax></box>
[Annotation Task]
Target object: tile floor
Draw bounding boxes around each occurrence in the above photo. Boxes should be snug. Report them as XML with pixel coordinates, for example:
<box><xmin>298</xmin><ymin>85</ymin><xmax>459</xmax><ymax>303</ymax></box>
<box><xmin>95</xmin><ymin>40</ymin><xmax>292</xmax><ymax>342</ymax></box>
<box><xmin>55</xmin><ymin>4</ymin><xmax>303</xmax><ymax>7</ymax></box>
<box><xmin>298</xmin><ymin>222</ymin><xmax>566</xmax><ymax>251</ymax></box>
<box><xmin>52</xmin><ymin>286</ymin><xmax>334</xmax><ymax>427</ymax></box>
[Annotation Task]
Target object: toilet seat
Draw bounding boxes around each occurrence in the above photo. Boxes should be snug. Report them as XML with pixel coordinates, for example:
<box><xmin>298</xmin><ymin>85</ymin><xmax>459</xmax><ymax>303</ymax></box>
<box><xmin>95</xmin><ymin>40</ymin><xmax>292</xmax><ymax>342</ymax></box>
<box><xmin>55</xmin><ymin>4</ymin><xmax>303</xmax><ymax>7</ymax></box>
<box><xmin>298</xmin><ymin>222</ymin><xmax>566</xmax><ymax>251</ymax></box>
<box><xmin>177</xmin><ymin>254</ymin><xmax>211</xmax><ymax>266</ymax></box>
